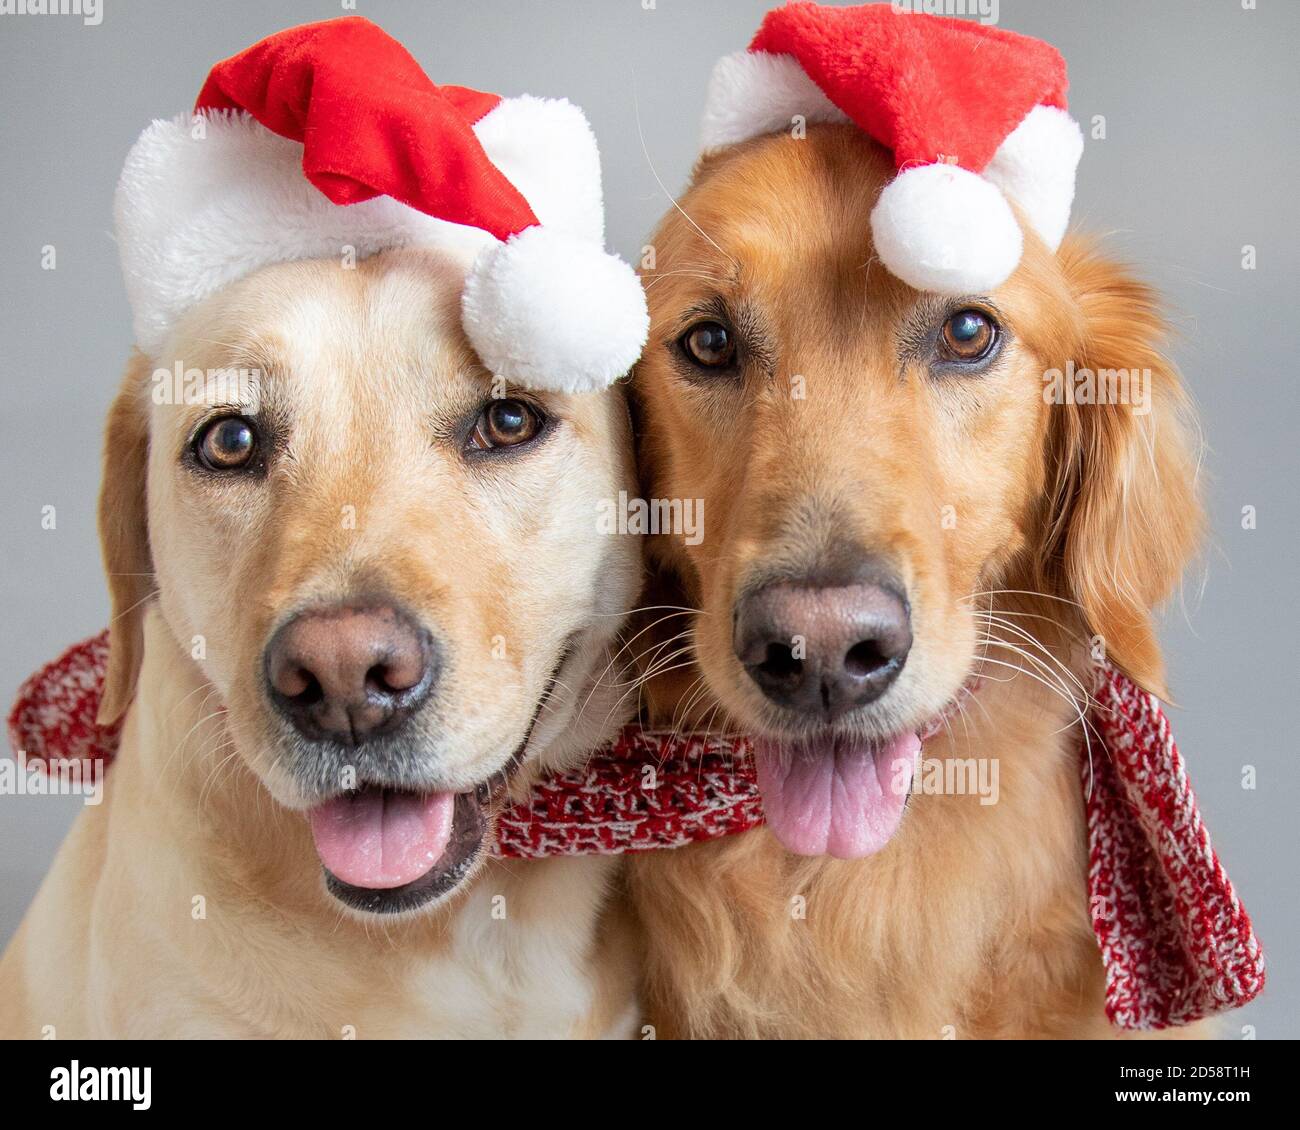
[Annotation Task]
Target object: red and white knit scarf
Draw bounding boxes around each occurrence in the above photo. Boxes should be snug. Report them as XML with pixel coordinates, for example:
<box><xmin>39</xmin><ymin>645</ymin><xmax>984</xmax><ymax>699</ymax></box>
<box><xmin>8</xmin><ymin>632</ymin><xmax>1264</xmax><ymax>1031</ymax></box>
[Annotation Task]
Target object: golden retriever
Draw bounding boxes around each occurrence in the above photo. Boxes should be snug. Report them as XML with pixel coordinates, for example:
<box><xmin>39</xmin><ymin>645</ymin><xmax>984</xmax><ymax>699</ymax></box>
<box><xmin>625</xmin><ymin>124</ymin><xmax>1203</xmax><ymax>1038</ymax></box>
<box><xmin>0</xmin><ymin>248</ymin><xmax>642</xmax><ymax>1038</ymax></box>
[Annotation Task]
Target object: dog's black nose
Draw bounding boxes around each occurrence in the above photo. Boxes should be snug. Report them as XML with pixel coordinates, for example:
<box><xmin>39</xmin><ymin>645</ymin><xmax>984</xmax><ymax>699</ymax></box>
<box><xmin>733</xmin><ymin>566</ymin><xmax>911</xmax><ymax>720</ymax></box>
<box><xmin>265</xmin><ymin>604</ymin><xmax>436</xmax><ymax>743</ymax></box>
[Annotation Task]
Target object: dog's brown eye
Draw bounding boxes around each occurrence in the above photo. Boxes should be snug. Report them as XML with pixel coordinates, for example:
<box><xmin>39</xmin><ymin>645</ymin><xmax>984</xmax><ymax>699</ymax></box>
<box><xmin>468</xmin><ymin>399</ymin><xmax>544</xmax><ymax>451</ymax></box>
<box><xmin>938</xmin><ymin>309</ymin><xmax>997</xmax><ymax>362</ymax></box>
<box><xmin>681</xmin><ymin>321</ymin><xmax>735</xmax><ymax>368</ymax></box>
<box><xmin>195</xmin><ymin>416</ymin><xmax>257</xmax><ymax>470</ymax></box>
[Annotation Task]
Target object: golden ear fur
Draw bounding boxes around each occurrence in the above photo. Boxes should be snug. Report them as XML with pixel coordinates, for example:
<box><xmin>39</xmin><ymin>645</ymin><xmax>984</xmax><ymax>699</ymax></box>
<box><xmin>97</xmin><ymin>352</ymin><xmax>155</xmax><ymax>724</ymax></box>
<box><xmin>1038</xmin><ymin>238</ymin><xmax>1204</xmax><ymax>698</ymax></box>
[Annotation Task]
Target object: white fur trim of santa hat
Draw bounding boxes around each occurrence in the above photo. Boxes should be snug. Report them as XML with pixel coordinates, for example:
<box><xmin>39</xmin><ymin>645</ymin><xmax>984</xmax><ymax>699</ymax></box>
<box><xmin>700</xmin><ymin>51</ymin><xmax>848</xmax><ymax>150</ymax></box>
<box><xmin>982</xmin><ymin>105</ymin><xmax>1084</xmax><ymax>255</ymax></box>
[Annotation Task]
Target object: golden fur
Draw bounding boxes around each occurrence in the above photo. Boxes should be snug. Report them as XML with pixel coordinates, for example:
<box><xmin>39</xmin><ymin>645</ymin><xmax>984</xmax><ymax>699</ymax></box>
<box><xmin>625</xmin><ymin>126</ymin><xmax>1204</xmax><ymax>1039</ymax></box>
<box><xmin>0</xmin><ymin>249</ymin><xmax>642</xmax><ymax>1038</ymax></box>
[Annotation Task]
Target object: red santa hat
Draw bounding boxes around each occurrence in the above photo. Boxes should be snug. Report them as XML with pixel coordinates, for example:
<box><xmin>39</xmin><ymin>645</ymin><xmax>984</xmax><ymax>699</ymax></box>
<box><xmin>700</xmin><ymin>2</ymin><xmax>1085</xmax><ymax>294</ymax></box>
<box><xmin>114</xmin><ymin>17</ymin><xmax>648</xmax><ymax>394</ymax></box>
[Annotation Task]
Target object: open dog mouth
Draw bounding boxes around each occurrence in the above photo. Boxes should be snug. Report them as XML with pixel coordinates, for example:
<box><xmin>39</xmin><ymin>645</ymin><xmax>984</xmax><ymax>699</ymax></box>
<box><xmin>752</xmin><ymin>683</ymin><xmax>977</xmax><ymax>861</ymax></box>
<box><xmin>309</xmin><ymin>786</ymin><xmax>488</xmax><ymax>914</ymax></box>
<box><xmin>302</xmin><ymin>636</ymin><xmax>577</xmax><ymax>914</ymax></box>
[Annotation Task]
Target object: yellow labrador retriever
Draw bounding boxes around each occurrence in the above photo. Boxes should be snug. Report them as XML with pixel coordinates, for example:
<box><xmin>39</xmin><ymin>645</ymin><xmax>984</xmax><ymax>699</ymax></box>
<box><xmin>0</xmin><ymin>249</ymin><xmax>642</xmax><ymax>1038</ymax></box>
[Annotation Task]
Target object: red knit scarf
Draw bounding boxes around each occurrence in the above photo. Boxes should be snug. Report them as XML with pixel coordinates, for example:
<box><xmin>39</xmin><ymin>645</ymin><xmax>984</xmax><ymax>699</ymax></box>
<box><xmin>8</xmin><ymin>632</ymin><xmax>1263</xmax><ymax>1031</ymax></box>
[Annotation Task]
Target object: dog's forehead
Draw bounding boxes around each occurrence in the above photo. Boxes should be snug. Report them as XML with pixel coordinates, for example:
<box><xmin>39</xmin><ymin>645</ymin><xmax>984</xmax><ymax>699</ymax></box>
<box><xmin>655</xmin><ymin>127</ymin><xmax>909</xmax><ymax>319</ymax></box>
<box><xmin>253</xmin><ymin>248</ymin><xmax>473</xmax><ymax>369</ymax></box>
<box><xmin>690</xmin><ymin>129</ymin><xmax>887</xmax><ymax>252</ymax></box>
<box><xmin>197</xmin><ymin>249</ymin><xmax>480</xmax><ymax>397</ymax></box>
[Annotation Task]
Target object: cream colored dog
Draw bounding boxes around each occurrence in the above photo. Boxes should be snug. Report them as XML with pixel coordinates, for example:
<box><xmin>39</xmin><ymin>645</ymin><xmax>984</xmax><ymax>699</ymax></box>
<box><xmin>0</xmin><ymin>249</ymin><xmax>642</xmax><ymax>1038</ymax></box>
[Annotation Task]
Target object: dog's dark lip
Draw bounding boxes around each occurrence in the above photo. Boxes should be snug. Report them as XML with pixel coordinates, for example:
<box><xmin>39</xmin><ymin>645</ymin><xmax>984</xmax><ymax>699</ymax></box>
<box><xmin>317</xmin><ymin>634</ymin><xmax>578</xmax><ymax>914</ymax></box>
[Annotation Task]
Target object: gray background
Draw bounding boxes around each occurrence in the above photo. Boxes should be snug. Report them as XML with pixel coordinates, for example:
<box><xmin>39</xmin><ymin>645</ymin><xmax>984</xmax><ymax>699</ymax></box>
<box><xmin>1</xmin><ymin>0</ymin><xmax>1295</xmax><ymax>1037</ymax></box>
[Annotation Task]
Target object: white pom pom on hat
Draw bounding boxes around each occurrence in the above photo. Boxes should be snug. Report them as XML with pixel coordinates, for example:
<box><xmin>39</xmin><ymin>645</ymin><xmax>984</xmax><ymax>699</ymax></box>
<box><xmin>113</xmin><ymin>17</ymin><xmax>648</xmax><ymax>394</ymax></box>
<box><xmin>870</xmin><ymin>163</ymin><xmax>1023</xmax><ymax>294</ymax></box>
<box><xmin>700</xmin><ymin>3</ymin><xmax>1086</xmax><ymax>295</ymax></box>
<box><xmin>462</xmin><ymin>227</ymin><xmax>649</xmax><ymax>395</ymax></box>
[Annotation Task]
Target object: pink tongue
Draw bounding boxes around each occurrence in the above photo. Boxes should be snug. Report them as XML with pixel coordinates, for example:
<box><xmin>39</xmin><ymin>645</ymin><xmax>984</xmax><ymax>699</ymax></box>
<box><xmin>308</xmin><ymin>789</ymin><xmax>455</xmax><ymax>889</ymax></box>
<box><xmin>754</xmin><ymin>732</ymin><xmax>920</xmax><ymax>859</ymax></box>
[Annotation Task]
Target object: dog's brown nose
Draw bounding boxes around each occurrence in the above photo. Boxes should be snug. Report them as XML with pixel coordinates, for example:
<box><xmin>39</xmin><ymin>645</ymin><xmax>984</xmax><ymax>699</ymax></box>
<box><xmin>733</xmin><ymin>569</ymin><xmax>911</xmax><ymax>721</ymax></box>
<box><xmin>265</xmin><ymin>604</ymin><xmax>436</xmax><ymax>744</ymax></box>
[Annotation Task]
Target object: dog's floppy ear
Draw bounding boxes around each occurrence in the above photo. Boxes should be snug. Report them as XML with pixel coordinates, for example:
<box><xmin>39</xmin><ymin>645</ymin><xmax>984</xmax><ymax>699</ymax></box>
<box><xmin>1039</xmin><ymin>239</ymin><xmax>1203</xmax><ymax>699</ymax></box>
<box><xmin>97</xmin><ymin>353</ymin><xmax>155</xmax><ymax>724</ymax></box>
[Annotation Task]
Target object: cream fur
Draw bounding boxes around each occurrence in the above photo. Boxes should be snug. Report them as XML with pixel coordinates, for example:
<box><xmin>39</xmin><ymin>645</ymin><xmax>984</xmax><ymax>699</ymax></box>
<box><xmin>0</xmin><ymin>250</ymin><xmax>643</xmax><ymax>1038</ymax></box>
<box><xmin>2</xmin><ymin>612</ymin><xmax>639</xmax><ymax>1039</ymax></box>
